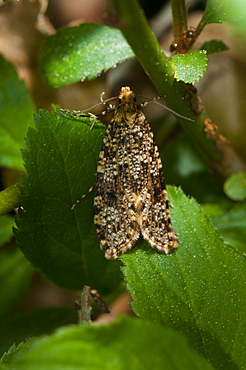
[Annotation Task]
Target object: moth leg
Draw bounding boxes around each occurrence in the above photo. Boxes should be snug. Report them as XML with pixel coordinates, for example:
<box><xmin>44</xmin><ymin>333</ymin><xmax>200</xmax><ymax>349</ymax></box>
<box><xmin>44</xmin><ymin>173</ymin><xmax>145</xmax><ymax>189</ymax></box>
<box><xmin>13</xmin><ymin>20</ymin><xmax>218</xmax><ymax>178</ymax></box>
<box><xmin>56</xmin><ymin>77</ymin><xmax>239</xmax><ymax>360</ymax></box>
<box><xmin>71</xmin><ymin>184</ymin><xmax>95</xmax><ymax>210</ymax></box>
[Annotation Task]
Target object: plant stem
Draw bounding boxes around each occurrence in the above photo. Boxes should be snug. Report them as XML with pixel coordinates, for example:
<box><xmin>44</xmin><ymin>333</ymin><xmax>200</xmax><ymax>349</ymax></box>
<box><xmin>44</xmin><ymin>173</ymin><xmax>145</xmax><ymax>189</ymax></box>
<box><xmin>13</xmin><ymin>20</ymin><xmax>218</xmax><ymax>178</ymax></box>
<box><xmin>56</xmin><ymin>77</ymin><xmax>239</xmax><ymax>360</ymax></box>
<box><xmin>112</xmin><ymin>0</ymin><xmax>246</xmax><ymax>179</ymax></box>
<box><xmin>0</xmin><ymin>182</ymin><xmax>23</xmax><ymax>216</ymax></box>
<box><xmin>78</xmin><ymin>286</ymin><xmax>92</xmax><ymax>325</ymax></box>
<box><xmin>113</xmin><ymin>0</ymin><xmax>218</xmax><ymax>151</ymax></box>
<box><xmin>171</xmin><ymin>0</ymin><xmax>187</xmax><ymax>39</ymax></box>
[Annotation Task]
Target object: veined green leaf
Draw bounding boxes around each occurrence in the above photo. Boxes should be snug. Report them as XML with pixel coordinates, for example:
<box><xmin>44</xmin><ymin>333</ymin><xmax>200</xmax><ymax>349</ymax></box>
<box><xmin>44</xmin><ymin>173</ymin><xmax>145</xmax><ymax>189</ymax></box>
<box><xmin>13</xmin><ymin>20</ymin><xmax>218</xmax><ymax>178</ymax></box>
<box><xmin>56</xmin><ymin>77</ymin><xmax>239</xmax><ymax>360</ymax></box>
<box><xmin>14</xmin><ymin>110</ymin><xmax>121</xmax><ymax>293</ymax></box>
<box><xmin>40</xmin><ymin>24</ymin><xmax>134</xmax><ymax>89</ymax></box>
<box><xmin>170</xmin><ymin>50</ymin><xmax>208</xmax><ymax>84</ymax></box>
<box><xmin>122</xmin><ymin>187</ymin><xmax>246</xmax><ymax>369</ymax></box>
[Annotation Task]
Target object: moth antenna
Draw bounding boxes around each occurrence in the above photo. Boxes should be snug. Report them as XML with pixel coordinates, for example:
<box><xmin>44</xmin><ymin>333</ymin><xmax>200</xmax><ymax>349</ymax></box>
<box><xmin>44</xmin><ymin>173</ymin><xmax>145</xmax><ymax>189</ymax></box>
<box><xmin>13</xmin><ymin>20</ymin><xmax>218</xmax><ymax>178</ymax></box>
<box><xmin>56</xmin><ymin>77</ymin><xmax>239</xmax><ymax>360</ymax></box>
<box><xmin>58</xmin><ymin>107</ymin><xmax>117</xmax><ymax>121</ymax></box>
<box><xmin>82</xmin><ymin>95</ymin><xmax>118</xmax><ymax>113</ymax></box>
<box><xmin>138</xmin><ymin>94</ymin><xmax>194</xmax><ymax>122</ymax></box>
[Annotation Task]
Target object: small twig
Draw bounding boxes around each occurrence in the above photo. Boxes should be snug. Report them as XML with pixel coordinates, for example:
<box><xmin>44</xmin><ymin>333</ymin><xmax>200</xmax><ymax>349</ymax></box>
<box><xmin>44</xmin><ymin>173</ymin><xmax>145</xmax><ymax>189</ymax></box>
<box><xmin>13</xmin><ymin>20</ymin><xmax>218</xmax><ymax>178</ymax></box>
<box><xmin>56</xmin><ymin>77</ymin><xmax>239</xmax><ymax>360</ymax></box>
<box><xmin>76</xmin><ymin>286</ymin><xmax>110</xmax><ymax>325</ymax></box>
<box><xmin>79</xmin><ymin>285</ymin><xmax>91</xmax><ymax>325</ymax></box>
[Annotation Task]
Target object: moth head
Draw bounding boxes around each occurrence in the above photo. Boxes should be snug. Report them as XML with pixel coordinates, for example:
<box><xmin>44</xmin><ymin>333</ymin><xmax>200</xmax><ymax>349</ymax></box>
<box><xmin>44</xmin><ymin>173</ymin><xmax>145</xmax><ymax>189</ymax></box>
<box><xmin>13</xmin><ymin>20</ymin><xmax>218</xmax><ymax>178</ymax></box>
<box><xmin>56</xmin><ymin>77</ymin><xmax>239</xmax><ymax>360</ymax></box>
<box><xmin>119</xmin><ymin>86</ymin><xmax>137</xmax><ymax>105</ymax></box>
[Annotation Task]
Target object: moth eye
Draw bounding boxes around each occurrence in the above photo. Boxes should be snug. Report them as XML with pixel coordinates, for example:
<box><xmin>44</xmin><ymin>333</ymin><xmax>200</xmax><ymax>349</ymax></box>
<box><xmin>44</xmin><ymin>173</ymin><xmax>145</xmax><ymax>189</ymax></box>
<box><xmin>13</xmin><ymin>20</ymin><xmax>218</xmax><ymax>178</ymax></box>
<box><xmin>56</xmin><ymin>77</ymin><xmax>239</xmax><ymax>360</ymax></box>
<box><xmin>133</xmin><ymin>97</ymin><xmax>137</xmax><ymax>102</ymax></box>
<box><xmin>118</xmin><ymin>99</ymin><xmax>121</xmax><ymax>104</ymax></box>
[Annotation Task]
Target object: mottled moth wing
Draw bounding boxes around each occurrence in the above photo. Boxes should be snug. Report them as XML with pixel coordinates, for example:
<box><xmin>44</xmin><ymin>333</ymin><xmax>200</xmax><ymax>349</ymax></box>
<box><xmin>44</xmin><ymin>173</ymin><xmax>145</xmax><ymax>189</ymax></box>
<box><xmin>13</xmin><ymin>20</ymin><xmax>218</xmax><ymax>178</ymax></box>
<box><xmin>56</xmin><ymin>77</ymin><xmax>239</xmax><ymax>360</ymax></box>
<box><xmin>94</xmin><ymin>115</ymin><xmax>141</xmax><ymax>260</ymax></box>
<box><xmin>94</xmin><ymin>86</ymin><xmax>178</xmax><ymax>259</ymax></box>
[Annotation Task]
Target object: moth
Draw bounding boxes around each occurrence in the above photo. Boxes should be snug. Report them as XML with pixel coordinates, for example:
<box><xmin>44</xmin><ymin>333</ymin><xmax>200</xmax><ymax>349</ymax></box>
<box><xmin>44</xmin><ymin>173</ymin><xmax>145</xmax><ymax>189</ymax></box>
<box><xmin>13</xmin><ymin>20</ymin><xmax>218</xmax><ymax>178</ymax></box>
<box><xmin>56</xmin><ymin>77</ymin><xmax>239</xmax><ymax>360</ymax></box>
<box><xmin>93</xmin><ymin>86</ymin><xmax>179</xmax><ymax>259</ymax></box>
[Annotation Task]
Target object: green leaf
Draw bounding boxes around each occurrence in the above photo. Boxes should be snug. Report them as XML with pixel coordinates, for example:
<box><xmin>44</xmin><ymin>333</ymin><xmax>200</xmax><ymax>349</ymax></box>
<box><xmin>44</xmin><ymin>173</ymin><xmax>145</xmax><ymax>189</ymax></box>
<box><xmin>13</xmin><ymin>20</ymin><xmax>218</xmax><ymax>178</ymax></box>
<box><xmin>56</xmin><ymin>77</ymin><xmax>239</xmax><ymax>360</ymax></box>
<box><xmin>0</xmin><ymin>216</ymin><xmax>15</xmax><ymax>246</ymax></box>
<box><xmin>224</xmin><ymin>172</ymin><xmax>246</xmax><ymax>201</ymax></box>
<box><xmin>1</xmin><ymin>340</ymin><xmax>36</xmax><ymax>365</ymax></box>
<box><xmin>204</xmin><ymin>202</ymin><xmax>246</xmax><ymax>254</ymax></box>
<box><xmin>121</xmin><ymin>187</ymin><xmax>246</xmax><ymax>369</ymax></box>
<box><xmin>0</xmin><ymin>308</ymin><xmax>77</xmax><ymax>358</ymax></box>
<box><xmin>199</xmin><ymin>0</ymin><xmax>246</xmax><ymax>27</ymax></box>
<box><xmin>14</xmin><ymin>110</ymin><xmax>121</xmax><ymax>293</ymax></box>
<box><xmin>4</xmin><ymin>316</ymin><xmax>213</xmax><ymax>369</ymax></box>
<box><xmin>40</xmin><ymin>24</ymin><xmax>134</xmax><ymax>89</ymax></box>
<box><xmin>200</xmin><ymin>40</ymin><xmax>229</xmax><ymax>54</ymax></box>
<box><xmin>170</xmin><ymin>50</ymin><xmax>208</xmax><ymax>84</ymax></box>
<box><xmin>0</xmin><ymin>248</ymin><xmax>33</xmax><ymax>319</ymax></box>
<box><xmin>0</xmin><ymin>55</ymin><xmax>35</xmax><ymax>171</ymax></box>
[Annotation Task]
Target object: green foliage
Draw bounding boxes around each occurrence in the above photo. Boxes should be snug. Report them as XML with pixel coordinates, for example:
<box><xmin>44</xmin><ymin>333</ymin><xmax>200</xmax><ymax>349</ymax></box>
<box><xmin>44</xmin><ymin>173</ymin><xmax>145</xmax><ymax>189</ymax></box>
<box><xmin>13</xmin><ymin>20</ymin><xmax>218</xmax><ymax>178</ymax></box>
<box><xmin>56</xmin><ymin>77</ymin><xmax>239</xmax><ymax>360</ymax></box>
<box><xmin>1</xmin><ymin>340</ymin><xmax>36</xmax><ymax>365</ymax></box>
<box><xmin>194</xmin><ymin>0</ymin><xmax>246</xmax><ymax>54</ymax></box>
<box><xmin>14</xmin><ymin>110</ymin><xmax>121</xmax><ymax>293</ymax></box>
<box><xmin>40</xmin><ymin>24</ymin><xmax>134</xmax><ymax>89</ymax></box>
<box><xmin>0</xmin><ymin>55</ymin><xmax>35</xmax><ymax>170</ymax></box>
<box><xmin>200</xmin><ymin>40</ymin><xmax>229</xmax><ymax>54</ymax></box>
<box><xmin>122</xmin><ymin>187</ymin><xmax>246</xmax><ymax>369</ymax></box>
<box><xmin>204</xmin><ymin>202</ymin><xmax>246</xmax><ymax>254</ymax></box>
<box><xmin>170</xmin><ymin>50</ymin><xmax>208</xmax><ymax>84</ymax></box>
<box><xmin>0</xmin><ymin>249</ymin><xmax>33</xmax><ymax>319</ymax></box>
<box><xmin>194</xmin><ymin>0</ymin><xmax>245</xmax><ymax>56</ymax></box>
<box><xmin>224</xmin><ymin>172</ymin><xmax>246</xmax><ymax>201</ymax></box>
<box><xmin>0</xmin><ymin>216</ymin><xmax>15</xmax><ymax>246</ymax></box>
<box><xmin>162</xmin><ymin>133</ymin><xmax>222</xmax><ymax>203</ymax></box>
<box><xmin>199</xmin><ymin>0</ymin><xmax>246</xmax><ymax>28</ymax></box>
<box><xmin>2</xmin><ymin>316</ymin><xmax>213</xmax><ymax>369</ymax></box>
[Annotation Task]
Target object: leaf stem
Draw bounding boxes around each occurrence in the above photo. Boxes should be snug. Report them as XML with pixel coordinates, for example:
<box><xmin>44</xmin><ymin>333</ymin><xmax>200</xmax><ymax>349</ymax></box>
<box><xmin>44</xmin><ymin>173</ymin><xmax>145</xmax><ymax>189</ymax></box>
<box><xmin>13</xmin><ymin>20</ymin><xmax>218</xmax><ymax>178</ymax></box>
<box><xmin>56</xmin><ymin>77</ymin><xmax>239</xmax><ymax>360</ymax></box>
<box><xmin>0</xmin><ymin>182</ymin><xmax>23</xmax><ymax>216</ymax></box>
